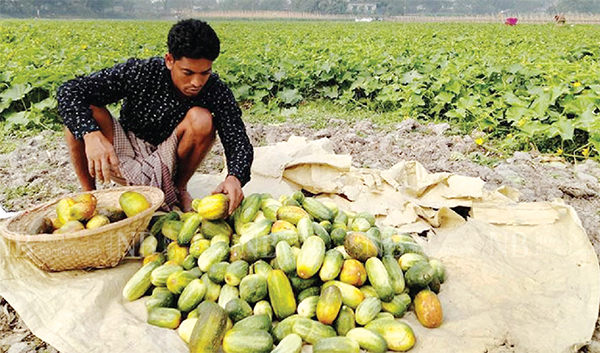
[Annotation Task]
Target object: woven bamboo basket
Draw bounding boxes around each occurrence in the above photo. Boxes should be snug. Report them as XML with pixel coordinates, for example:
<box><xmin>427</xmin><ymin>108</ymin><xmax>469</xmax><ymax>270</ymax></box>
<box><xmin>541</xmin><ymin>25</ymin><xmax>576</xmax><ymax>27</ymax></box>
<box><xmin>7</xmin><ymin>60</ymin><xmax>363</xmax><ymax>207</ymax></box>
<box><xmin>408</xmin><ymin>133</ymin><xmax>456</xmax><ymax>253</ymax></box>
<box><xmin>0</xmin><ymin>186</ymin><xmax>164</xmax><ymax>272</ymax></box>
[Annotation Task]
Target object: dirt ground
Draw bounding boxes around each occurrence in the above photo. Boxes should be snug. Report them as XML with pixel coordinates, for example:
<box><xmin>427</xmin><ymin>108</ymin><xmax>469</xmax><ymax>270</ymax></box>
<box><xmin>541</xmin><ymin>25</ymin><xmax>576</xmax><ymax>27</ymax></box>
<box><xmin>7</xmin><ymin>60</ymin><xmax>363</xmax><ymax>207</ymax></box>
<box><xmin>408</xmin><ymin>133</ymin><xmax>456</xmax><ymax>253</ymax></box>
<box><xmin>1</xmin><ymin>119</ymin><xmax>599</xmax><ymax>352</ymax></box>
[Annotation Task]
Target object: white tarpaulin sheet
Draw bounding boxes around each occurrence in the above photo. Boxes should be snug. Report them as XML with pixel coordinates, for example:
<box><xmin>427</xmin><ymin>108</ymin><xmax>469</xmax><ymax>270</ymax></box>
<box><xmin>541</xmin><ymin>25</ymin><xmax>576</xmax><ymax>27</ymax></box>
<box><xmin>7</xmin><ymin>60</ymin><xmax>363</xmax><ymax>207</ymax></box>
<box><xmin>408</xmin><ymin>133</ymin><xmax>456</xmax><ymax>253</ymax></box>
<box><xmin>0</xmin><ymin>136</ymin><xmax>598</xmax><ymax>353</ymax></box>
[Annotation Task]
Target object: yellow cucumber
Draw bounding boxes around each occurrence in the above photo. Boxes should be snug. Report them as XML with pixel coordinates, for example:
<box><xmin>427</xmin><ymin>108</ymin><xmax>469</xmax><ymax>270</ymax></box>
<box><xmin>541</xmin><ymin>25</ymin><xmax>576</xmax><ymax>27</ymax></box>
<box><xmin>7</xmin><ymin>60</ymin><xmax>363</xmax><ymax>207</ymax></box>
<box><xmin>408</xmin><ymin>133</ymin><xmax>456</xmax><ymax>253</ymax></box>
<box><xmin>267</xmin><ymin>269</ymin><xmax>297</xmax><ymax>320</ymax></box>
<box><xmin>296</xmin><ymin>236</ymin><xmax>325</xmax><ymax>279</ymax></box>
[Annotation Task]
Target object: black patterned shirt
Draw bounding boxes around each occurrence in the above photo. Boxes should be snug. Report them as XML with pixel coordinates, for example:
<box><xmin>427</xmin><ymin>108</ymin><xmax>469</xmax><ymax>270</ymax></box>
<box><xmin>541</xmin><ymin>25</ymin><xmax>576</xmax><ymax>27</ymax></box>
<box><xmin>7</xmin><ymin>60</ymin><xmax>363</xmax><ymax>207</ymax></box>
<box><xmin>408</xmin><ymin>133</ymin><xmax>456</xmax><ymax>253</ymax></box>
<box><xmin>57</xmin><ymin>57</ymin><xmax>253</xmax><ymax>186</ymax></box>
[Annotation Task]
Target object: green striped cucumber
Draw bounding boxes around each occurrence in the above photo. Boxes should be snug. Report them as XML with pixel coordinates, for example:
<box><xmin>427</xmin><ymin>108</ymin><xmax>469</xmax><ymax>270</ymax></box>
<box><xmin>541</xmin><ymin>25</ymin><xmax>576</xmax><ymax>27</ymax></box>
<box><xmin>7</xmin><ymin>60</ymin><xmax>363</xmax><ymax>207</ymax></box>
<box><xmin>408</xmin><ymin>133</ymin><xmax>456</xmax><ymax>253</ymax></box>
<box><xmin>239</xmin><ymin>274</ymin><xmax>268</xmax><ymax>304</ymax></box>
<box><xmin>177</xmin><ymin>213</ymin><xmax>202</xmax><ymax>245</ymax></box>
<box><xmin>346</xmin><ymin>327</ymin><xmax>388</xmax><ymax>353</ymax></box>
<box><xmin>365</xmin><ymin>257</ymin><xmax>394</xmax><ymax>302</ymax></box>
<box><xmin>333</xmin><ymin>305</ymin><xmax>355</xmax><ymax>336</ymax></box>
<box><xmin>177</xmin><ymin>278</ymin><xmax>206</xmax><ymax>312</ymax></box>
<box><xmin>382</xmin><ymin>255</ymin><xmax>406</xmax><ymax>294</ymax></box>
<box><xmin>208</xmin><ymin>261</ymin><xmax>229</xmax><ymax>284</ymax></box>
<box><xmin>122</xmin><ymin>261</ymin><xmax>160</xmax><ymax>301</ymax></box>
<box><xmin>189</xmin><ymin>301</ymin><xmax>228</xmax><ymax>353</ymax></box>
<box><xmin>319</xmin><ymin>249</ymin><xmax>344</xmax><ymax>282</ymax></box>
<box><xmin>225</xmin><ymin>260</ymin><xmax>249</xmax><ymax>286</ymax></box>
<box><xmin>355</xmin><ymin>296</ymin><xmax>382</xmax><ymax>326</ymax></box>
<box><xmin>224</xmin><ymin>298</ymin><xmax>253</xmax><ymax>323</ymax></box>
<box><xmin>147</xmin><ymin>307</ymin><xmax>181</xmax><ymax>329</ymax></box>
<box><xmin>312</xmin><ymin>336</ymin><xmax>360</xmax><ymax>353</ymax></box>
<box><xmin>222</xmin><ymin>329</ymin><xmax>273</xmax><ymax>353</ymax></box>
<box><xmin>232</xmin><ymin>314</ymin><xmax>272</xmax><ymax>332</ymax></box>
<box><xmin>197</xmin><ymin>241</ymin><xmax>230</xmax><ymax>272</ymax></box>
<box><xmin>271</xmin><ymin>333</ymin><xmax>302</xmax><ymax>353</ymax></box>
<box><xmin>291</xmin><ymin>317</ymin><xmax>337</xmax><ymax>345</ymax></box>
<box><xmin>275</xmin><ymin>240</ymin><xmax>296</xmax><ymax>274</ymax></box>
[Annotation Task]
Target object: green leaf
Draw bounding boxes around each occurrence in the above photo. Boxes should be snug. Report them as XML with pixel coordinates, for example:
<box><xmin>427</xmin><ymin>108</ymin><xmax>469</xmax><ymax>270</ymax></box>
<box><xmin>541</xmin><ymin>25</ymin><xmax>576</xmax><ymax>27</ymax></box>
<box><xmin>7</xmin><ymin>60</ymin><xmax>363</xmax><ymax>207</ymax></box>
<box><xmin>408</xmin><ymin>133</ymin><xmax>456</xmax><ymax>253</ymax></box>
<box><xmin>519</xmin><ymin>121</ymin><xmax>548</xmax><ymax>137</ymax></box>
<box><xmin>548</xmin><ymin>116</ymin><xmax>575</xmax><ymax>140</ymax></box>
<box><xmin>505</xmin><ymin>107</ymin><xmax>530</xmax><ymax>123</ymax></box>
<box><xmin>457</xmin><ymin>95</ymin><xmax>479</xmax><ymax>111</ymax></box>
<box><xmin>277</xmin><ymin>89</ymin><xmax>303</xmax><ymax>105</ymax></box>
<box><xmin>400</xmin><ymin>71</ymin><xmax>423</xmax><ymax>85</ymax></box>
<box><xmin>435</xmin><ymin>91</ymin><xmax>454</xmax><ymax>104</ymax></box>
<box><xmin>320</xmin><ymin>85</ymin><xmax>339</xmax><ymax>99</ymax></box>
<box><xmin>4</xmin><ymin>111</ymin><xmax>29</xmax><ymax>128</ymax></box>
<box><xmin>574</xmin><ymin>109</ymin><xmax>600</xmax><ymax>130</ymax></box>
<box><xmin>0</xmin><ymin>83</ymin><xmax>32</xmax><ymax>102</ymax></box>
<box><xmin>32</xmin><ymin>97</ymin><xmax>57</xmax><ymax>111</ymax></box>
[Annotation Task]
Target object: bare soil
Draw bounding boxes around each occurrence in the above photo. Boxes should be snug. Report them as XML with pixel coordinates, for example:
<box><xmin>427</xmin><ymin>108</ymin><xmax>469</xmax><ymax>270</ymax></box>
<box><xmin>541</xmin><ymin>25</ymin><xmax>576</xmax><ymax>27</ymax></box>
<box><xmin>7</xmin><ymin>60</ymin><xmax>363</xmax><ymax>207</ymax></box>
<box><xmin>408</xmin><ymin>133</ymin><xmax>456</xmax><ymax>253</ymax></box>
<box><xmin>1</xmin><ymin>119</ymin><xmax>599</xmax><ymax>352</ymax></box>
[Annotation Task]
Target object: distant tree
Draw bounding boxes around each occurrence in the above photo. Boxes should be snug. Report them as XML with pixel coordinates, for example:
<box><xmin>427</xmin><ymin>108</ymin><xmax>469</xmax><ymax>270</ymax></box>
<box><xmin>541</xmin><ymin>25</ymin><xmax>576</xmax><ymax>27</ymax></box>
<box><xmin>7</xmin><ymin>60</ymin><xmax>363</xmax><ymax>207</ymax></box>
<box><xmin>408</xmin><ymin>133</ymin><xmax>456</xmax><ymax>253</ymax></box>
<box><xmin>257</xmin><ymin>0</ymin><xmax>288</xmax><ymax>11</ymax></box>
<box><xmin>556</xmin><ymin>0</ymin><xmax>600</xmax><ymax>13</ymax></box>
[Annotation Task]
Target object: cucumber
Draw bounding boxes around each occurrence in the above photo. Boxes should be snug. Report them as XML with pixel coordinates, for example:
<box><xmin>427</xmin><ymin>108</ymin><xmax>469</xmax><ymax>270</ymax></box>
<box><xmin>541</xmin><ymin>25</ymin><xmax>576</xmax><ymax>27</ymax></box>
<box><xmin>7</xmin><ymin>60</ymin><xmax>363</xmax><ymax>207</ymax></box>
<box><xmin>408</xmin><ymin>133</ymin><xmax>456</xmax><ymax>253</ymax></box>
<box><xmin>382</xmin><ymin>255</ymin><xmax>406</xmax><ymax>294</ymax></box>
<box><xmin>319</xmin><ymin>249</ymin><xmax>344</xmax><ymax>282</ymax></box>
<box><xmin>223</xmin><ymin>329</ymin><xmax>273</xmax><ymax>353</ymax></box>
<box><xmin>232</xmin><ymin>314</ymin><xmax>272</xmax><ymax>332</ymax></box>
<box><xmin>253</xmin><ymin>300</ymin><xmax>273</xmax><ymax>320</ymax></box>
<box><xmin>225</xmin><ymin>298</ymin><xmax>253</xmax><ymax>323</ymax></box>
<box><xmin>292</xmin><ymin>317</ymin><xmax>337</xmax><ymax>345</ymax></box>
<box><xmin>218</xmin><ymin>284</ymin><xmax>240</xmax><ymax>309</ymax></box>
<box><xmin>297</xmin><ymin>217</ymin><xmax>314</xmax><ymax>244</ymax></box>
<box><xmin>146</xmin><ymin>287</ymin><xmax>176</xmax><ymax>312</ymax></box>
<box><xmin>272</xmin><ymin>314</ymin><xmax>300</xmax><ymax>343</ymax></box>
<box><xmin>267</xmin><ymin>269</ymin><xmax>297</xmax><ymax>320</ymax></box>
<box><xmin>208</xmin><ymin>261</ymin><xmax>229</xmax><ymax>284</ymax></box>
<box><xmin>177</xmin><ymin>278</ymin><xmax>207</xmax><ymax>312</ymax></box>
<box><xmin>166</xmin><ymin>270</ymin><xmax>196</xmax><ymax>295</ymax></box>
<box><xmin>365</xmin><ymin>318</ymin><xmax>416</xmax><ymax>352</ymax></box>
<box><xmin>239</xmin><ymin>274</ymin><xmax>268</xmax><ymax>304</ymax></box>
<box><xmin>276</xmin><ymin>241</ymin><xmax>297</xmax><ymax>274</ymax></box>
<box><xmin>365</xmin><ymin>257</ymin><xmax>394</xmax><ymax>302</ymax></box>
<box><xmin>355</xmin><ymin>296</ymin><xmax>382</xmax><ymax>326</ymax></box>
<box><xmin>197</xmin><ymin>241</ymin><xmax>230</xmax><ymax>272</ymax></box>
<box><xmin>405</xmin><ymin>261</ymin><xmax>436</xmax><ymax>289</ymax></box>
<box><xmin>225</xmin><ymin>260</ymin><xmax>249</xmax><ymax>286</ymax></box>
<box><xmin>296</xmin><ymin>236</ymin><xmax>325</xmax><ymax>279</ymax></box>
<box><xmin>346</xmin><ymin>327</ymin><xmax>388</xmax><ymax>353</ymax></box>
<box><xmin>189</xmin><ymin>301</ymin><xmax>228</xmax><ymax>353</ymax></box>
<box><xmin>333</xmin><ymin>305</ymin><xmax>355</xmax><ymax>336</ymax></box>
<box><xmin>316</xmin><ymin>284</ymin><xmax>343</xmax><ymax>325</ymax></box>
<box><xmin>271</xmin><ymin>333</ymin><xmax>302</xmax><ymax>353</ymax></box>
<box><xmin>297</xmin><ymin>295</ymin><xmax>319</xmax><ymax>318</ymax></box>
<box><xmin>302</xmin><ymin>197</ymin><xmax>334</xmax><ymax>221</ymax></box>
<box><xmin>147</xmin><ymin>307</ymin><xmax>181</xmax><ymax>329</ymax></box>
<box><xmin>240</xmin><ymin>236</ymin><xmax>275</xmax><ymax>263</ymax></box>
<box><xmin>297</xmin><ymin>286</ymin><xmax>321</xmax><ymax>302</ymax></box>
<box><xmin>122</xmin><ymin>261</ymin><xmax>160</xmax><ymax>301</ymax></box>
<box><xmin>178</xmin><ymin>213</ymin><xmax>202</xmax><ymax>245</ymax></box>
<box><xmin>313</xmin><ymin>336</ymin><xmax>360</xmax><ymax>353</ymax></box>
<box><xmin>322</xmin><ymin>281</ymin><xmax>365</xmax><ymax>309</ymax></box>
<box><xmin>201</xmin><ymin>273</ymin><xmax>222</xmax><ymax>302</ymax></box>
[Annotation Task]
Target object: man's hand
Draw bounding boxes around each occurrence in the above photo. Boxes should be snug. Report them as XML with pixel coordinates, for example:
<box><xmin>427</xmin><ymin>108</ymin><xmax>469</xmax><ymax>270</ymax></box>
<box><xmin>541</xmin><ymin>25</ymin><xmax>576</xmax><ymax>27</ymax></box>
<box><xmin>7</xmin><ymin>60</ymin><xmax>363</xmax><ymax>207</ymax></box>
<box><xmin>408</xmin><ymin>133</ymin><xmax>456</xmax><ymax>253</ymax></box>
<box><xmin>213</xmin><ymin>175</ymin><xmax>243</xmax><ymax>215</ymax></box>
<box><xmin>83</xmin><ymin>131</ymin><xmax>121</xmax><ymax>185</ymax></box>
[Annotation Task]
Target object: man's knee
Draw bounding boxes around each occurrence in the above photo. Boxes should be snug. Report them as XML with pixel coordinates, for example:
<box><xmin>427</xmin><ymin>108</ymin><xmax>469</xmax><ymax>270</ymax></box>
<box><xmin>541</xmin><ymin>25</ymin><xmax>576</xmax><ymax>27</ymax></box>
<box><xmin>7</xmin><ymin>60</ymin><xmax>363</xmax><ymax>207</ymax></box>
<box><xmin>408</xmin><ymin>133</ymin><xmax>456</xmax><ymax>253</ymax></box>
<box><xmin>179</xmin><ymin>107</ymin><xmax>214</xmax><ymax>139</ymax></box>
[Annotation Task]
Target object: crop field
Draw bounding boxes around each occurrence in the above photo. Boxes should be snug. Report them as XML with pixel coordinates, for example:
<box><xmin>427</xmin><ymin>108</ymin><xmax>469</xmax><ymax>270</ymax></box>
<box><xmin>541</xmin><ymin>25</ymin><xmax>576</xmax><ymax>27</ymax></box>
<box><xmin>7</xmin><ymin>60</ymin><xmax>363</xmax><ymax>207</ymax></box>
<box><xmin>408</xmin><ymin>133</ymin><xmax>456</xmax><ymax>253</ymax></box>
<box><xmin>1</xmin><ymin>20</ymin><xmax>600</xmax><ymax>158</ymax></box>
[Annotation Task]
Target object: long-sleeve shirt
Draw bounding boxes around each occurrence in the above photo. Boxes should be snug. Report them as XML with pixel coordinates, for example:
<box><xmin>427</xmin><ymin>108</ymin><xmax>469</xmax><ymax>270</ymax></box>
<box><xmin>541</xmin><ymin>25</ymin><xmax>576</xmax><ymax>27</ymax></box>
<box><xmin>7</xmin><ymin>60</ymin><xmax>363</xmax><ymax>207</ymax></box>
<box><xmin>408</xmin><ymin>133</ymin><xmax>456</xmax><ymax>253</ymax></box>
<box><xmin>57</xmin><ymin>57</ymin><xmax>253</xmax><ymax>186</ymax></box>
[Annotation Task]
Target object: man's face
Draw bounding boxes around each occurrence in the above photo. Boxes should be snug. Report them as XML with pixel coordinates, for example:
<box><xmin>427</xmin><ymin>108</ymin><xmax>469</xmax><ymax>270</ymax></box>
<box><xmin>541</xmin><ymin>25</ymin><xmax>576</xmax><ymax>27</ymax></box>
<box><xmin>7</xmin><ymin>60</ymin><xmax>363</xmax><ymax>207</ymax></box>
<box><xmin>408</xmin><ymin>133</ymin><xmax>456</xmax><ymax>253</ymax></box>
<box><xmin>165</xmin><ymin>53</ymin><xmax>212</xmax><ymax>98</ymax></box>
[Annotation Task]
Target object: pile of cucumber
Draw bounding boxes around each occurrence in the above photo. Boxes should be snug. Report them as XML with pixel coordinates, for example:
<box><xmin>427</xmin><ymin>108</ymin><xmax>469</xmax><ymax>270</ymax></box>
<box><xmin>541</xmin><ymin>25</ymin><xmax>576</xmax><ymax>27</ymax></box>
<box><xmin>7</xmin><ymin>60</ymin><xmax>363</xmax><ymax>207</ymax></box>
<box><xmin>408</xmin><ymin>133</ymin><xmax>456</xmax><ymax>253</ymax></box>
<box><xmin>123</xmin><ymin>191</ymin><xmax>446</xmax><ymax>353</ymax></box>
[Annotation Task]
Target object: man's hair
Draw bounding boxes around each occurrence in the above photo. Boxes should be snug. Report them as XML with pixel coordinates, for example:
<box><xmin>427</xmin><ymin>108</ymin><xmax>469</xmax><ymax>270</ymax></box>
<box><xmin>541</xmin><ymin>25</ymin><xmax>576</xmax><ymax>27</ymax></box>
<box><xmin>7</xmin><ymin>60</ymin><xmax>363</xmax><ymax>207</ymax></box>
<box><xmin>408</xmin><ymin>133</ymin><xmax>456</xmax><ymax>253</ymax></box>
<box><xmin>167</xmin><ymin>19</ymin><xmax>220</xmax><ymax>61</ymax></box>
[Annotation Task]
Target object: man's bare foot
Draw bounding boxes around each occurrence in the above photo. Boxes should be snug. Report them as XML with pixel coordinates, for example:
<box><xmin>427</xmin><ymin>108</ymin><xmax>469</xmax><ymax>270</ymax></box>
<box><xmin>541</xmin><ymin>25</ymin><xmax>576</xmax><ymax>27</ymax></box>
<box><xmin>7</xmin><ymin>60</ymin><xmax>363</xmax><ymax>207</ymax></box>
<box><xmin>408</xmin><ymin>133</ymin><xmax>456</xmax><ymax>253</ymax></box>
<box><xmin>178</xmin><ymin>189</ymin><xmax>193</xmax><ymax>212</ymax></box>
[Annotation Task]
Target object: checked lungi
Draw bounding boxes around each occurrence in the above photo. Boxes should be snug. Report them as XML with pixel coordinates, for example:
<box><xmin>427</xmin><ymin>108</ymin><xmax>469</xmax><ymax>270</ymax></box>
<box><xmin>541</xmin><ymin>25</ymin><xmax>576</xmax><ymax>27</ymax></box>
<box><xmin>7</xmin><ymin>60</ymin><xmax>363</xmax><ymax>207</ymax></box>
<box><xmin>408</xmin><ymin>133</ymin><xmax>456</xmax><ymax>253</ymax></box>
<box><xmin>111</xmin><ymin>119</ymin><xmax>179</xmax><ymax>209</ymax></box>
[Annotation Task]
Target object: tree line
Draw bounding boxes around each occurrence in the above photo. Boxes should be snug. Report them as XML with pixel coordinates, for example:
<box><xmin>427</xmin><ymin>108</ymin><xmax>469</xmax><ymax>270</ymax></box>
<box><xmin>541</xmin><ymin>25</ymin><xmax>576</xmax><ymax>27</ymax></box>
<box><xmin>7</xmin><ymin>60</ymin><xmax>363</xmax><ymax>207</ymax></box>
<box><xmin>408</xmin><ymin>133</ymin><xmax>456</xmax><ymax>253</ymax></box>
<box><xmin>1</xmin><ymin>0</ymin><xmax>599</xmax><ymax>18</ymax></box>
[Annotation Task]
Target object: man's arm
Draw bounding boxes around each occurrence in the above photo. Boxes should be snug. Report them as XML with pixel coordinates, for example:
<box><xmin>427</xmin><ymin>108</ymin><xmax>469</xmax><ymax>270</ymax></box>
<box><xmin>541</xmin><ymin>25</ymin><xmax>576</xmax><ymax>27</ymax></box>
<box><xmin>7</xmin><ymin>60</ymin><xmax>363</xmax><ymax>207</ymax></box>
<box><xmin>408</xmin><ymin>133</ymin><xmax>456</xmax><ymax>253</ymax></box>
<box><xmin>57</xmin><ymin>59</ymin><xmax>143</xmax><ymax>184</ymax></box>
<box><xmin>57</xmin><ymin>58</ymin><xmax>143</xmax><ymax>140</ymax></box>
<box><xmin>210</xmin><ymin>79</ymin><xmax>254</xmax><ymax>213</ymax></box>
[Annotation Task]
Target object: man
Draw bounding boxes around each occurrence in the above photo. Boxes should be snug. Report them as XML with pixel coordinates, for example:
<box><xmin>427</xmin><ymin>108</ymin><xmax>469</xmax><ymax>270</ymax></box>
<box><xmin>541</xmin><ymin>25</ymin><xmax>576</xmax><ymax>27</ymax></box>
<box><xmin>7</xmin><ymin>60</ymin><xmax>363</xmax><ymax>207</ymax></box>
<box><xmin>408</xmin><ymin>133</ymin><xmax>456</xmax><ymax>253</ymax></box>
<box><xmin>57</xmin><ymin>19</ymin><xmax>253</xmax><ymax>213</ymax></box>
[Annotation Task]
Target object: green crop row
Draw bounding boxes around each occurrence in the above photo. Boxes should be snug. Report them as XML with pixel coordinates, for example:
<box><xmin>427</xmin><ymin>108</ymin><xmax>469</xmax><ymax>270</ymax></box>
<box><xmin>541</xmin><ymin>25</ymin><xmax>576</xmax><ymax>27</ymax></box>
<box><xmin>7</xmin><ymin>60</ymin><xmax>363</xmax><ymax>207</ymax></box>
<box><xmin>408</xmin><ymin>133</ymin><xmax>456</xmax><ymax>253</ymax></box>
<box><xmin>1</xmin><ymin>20</ymin><xmax>600</xmax><ymax>158</ymax></box>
